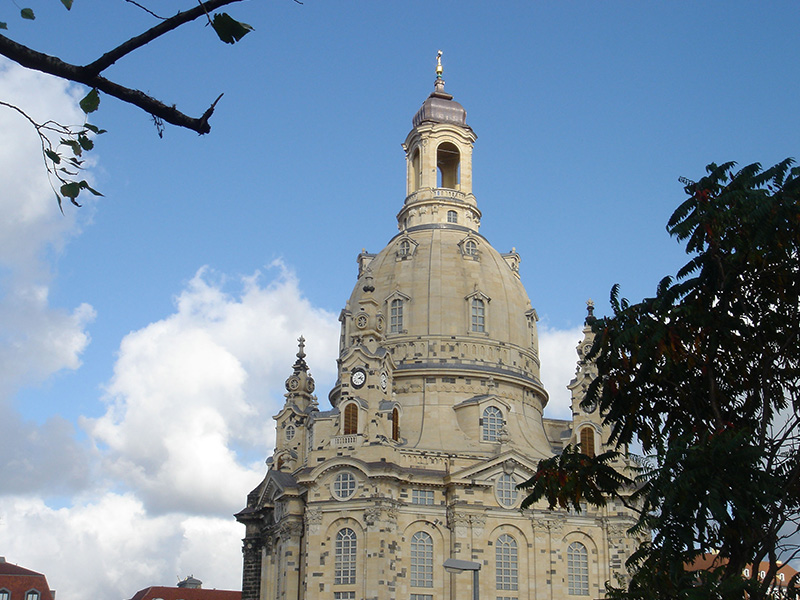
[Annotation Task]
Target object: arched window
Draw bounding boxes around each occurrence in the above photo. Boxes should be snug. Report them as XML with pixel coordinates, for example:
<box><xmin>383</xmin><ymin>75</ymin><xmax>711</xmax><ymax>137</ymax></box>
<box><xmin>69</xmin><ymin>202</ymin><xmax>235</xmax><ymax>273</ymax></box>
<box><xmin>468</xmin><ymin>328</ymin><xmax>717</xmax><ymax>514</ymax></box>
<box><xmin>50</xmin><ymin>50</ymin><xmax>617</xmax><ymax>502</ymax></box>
<box><xmin>390</xmin><ymin>298</ymin><xmax>403</xmax><ymax>333</ymax></box>
<box><xmin>482</xmin><ymin>406</ymin><xmax>503</xmax><ymax>441</ymax></box>
<box><xmin>471</xmin><ymin>298</ymin><xmax>486</xmax><ymax>332</ymax></box>
<box><xmin>464</xmin><ymin>239</ymin><xmax>478</xmax><ymax>256</ymax></box>
<box><xmin>437</xmin><ymin>142</ymin><xmax>460</xmax><ymax>189</ymax></box>
<box><xmin>410</xmin><ymin>531</ymin><xmax>434</xmax><ymax>588</ymax></box>
<box><xmin>392</xmin><ymin>407</ymin><xmax>400</xmax><ymax>441</ymax></box>
<box><xmin>343</xmin><ymin>403</ymin><xmax>358</xmax><ymax>435</ymax></box>
<box><xmin>496</xmin><ymin>474</ymin><xmax>518</xmax><ymax>508</ymax></box>
<box><xmin>580</xmin><ymin>427</ymin><xmax>595</xmax><ymax>458</ymax></box>
<box><xmin>496</xmin><ymin>534</ymin><xmax>519</xmax><ymax>591</ymax></box>
<box><xmin>335</xmin><ymin>528</ymin><xmax>357</xmax><ymax>585</ymax></box>
<box><xmin>0</xmin><ymin>590</ymin><xmax>10</xmax><ymax>600</ymax></box>
<box><xmin>411</xmin><ymin>148</ymin><xmax>421</xmax><ymax>192</ymax></box>
<box><xmin>447</xmin><ymin>210</ymin><xmax>458</xmax><ymax>223</ymax></box>
<box><xmin>567</xmin><ymin>542</ymin><xmax>589</xmax><ymax>596</ymax></box>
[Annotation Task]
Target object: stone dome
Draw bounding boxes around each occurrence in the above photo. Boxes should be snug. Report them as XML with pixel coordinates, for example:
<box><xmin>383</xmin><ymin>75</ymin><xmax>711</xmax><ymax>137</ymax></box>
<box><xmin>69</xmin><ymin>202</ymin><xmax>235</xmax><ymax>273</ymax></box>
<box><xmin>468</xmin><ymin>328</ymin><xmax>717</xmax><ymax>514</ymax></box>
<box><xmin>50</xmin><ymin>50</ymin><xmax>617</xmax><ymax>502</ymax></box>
<box><xmin>347</xmin><ymin>225</ymin><xmax>541</xmax><ymax>386</ymax></box>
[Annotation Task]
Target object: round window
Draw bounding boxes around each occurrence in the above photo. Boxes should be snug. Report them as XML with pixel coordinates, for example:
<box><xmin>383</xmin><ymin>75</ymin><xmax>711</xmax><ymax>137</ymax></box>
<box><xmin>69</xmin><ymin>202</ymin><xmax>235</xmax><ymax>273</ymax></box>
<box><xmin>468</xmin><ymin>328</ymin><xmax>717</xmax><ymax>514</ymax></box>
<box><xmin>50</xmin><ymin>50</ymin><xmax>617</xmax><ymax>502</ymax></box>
<box><xmin>332</xmin><ymin>471</ymin><xmax>357</xmax><ymax>500</ymax></box>
<box><xmin>496</xmin><ymin>474</ymin><xmax>519</xmax><ymax>508</ymax></box>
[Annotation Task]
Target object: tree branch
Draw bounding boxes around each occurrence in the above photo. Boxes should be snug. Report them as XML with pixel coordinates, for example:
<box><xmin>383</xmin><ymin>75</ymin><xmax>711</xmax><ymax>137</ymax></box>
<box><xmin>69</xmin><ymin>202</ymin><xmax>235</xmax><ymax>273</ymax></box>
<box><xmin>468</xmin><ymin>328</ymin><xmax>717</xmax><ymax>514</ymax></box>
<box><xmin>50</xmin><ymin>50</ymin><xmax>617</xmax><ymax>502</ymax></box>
<box><xmin>0</xmin><ymin>32</ymin><xmax>223</xmax><ymax>134</ymax></box>
<box><xmin>85</xmin><ymin>0</ymin><xmax>245</xmax><ymax>74</ymax></box>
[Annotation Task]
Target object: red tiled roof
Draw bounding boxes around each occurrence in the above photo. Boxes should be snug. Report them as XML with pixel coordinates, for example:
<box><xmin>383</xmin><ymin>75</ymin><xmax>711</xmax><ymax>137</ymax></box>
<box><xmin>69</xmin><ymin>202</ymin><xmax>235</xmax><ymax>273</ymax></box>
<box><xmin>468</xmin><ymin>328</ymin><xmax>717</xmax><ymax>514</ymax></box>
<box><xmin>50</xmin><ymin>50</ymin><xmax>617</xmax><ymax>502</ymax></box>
<box><xmin>0</xmin><ymin>561</ymin><xmax>55</xmax><ymax>600</ymax></box>
<box><xmin>129</xmin><ymin>586</ymin><xmax>241</xmax><ymax>600</ymax></box>
<box><xmin>688</xmin><ymin>553</ymin><xmax>799</xmax><ymax>587</ymax></box>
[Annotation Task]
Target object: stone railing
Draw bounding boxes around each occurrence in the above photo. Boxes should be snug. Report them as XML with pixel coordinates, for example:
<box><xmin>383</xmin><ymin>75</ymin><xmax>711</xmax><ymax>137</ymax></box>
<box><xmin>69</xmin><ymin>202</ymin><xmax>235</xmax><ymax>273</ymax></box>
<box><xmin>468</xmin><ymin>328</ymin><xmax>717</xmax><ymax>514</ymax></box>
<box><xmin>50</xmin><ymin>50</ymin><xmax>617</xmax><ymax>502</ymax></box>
<box><xmin>332</xmin><ymin>434</ymin><xmax>361</xmax><ymax>447</ymax></box>
<box><xmin>404</xmin><ymin>188</ymin><xmax>471</xmax><ymax>205</ymax></box>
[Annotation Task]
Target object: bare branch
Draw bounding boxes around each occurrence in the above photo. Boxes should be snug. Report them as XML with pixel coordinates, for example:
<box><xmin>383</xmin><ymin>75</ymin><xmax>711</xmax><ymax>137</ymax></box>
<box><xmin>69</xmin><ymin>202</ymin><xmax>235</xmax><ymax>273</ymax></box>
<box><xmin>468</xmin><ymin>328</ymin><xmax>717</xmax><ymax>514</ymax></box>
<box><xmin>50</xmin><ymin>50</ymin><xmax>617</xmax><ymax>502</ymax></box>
<box><xmin>0</xmin><ymin>33</ymin><xmax>220</xmax><ymax>134</ymax></box>
<box><xmin>84</xmin><ymin>0</ymin><xmax>245</xmax><ymax>75</ymax></box>
<box><xmin>123</xmin><ymin>0</ymin><xmax>168</xmax><ymax>20</ymax></box>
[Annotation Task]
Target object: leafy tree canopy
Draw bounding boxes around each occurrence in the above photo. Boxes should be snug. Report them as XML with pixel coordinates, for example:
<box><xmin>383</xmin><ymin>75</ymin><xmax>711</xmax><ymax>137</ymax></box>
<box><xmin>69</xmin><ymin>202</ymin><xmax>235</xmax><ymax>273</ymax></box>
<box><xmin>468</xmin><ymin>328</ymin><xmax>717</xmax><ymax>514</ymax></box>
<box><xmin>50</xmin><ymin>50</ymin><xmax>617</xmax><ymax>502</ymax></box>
<box><xmin>522</xmin><ymin>159</ymin><xmax>800</xmax><ymax>599</ymax></box>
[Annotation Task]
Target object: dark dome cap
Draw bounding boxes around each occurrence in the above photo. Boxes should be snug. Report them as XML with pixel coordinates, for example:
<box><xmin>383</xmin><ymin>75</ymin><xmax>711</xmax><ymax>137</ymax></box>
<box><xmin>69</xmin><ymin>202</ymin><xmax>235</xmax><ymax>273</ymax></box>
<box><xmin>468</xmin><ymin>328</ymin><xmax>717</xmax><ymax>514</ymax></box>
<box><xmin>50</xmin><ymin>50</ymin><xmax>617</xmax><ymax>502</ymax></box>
<box><xmin>412</xmin><ymin>78</ymin><xmax>467</xmax><ymax>127</ymax></box>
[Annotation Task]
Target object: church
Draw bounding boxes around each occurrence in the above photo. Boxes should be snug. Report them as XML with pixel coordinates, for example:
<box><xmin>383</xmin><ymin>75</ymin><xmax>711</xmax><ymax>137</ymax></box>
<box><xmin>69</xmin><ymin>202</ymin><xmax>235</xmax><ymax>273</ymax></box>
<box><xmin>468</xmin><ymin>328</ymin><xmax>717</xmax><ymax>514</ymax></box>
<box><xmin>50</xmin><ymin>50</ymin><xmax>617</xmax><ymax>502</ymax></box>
<box><xmin>236</xmin><ymin>58</ymin><xmax>641</xmax><ymax>600</ymax></box>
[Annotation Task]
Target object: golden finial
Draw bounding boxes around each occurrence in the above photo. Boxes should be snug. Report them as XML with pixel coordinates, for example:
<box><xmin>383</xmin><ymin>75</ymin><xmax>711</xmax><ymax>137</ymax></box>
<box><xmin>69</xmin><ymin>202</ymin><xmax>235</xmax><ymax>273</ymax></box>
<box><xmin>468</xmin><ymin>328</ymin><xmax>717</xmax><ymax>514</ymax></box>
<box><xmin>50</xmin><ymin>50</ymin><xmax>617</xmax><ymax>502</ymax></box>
<box><xmin>436</xmin><ymin>50</ymin><xmax>443</xmax><ymax>78</ymax></box>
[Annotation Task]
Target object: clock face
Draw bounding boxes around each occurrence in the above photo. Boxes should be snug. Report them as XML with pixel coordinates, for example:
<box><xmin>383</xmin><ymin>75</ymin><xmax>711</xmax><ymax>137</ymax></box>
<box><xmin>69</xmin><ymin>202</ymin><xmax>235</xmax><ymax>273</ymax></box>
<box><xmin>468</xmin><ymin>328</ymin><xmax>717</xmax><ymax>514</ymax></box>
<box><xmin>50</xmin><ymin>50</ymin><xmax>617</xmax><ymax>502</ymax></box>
<box><xmin>380</xmin><ymin>372</ymin><xmax>388</xmax><ymax>391</ymax></box>
<box><xmin>350</xmin><ymin>368</ymin><xmax>366</xmax><ymax>389</ymax></box>
<box><xmin>286</xmin><ymin>376</ymin><xmax>300</xmax><ymax>391</ymax></box>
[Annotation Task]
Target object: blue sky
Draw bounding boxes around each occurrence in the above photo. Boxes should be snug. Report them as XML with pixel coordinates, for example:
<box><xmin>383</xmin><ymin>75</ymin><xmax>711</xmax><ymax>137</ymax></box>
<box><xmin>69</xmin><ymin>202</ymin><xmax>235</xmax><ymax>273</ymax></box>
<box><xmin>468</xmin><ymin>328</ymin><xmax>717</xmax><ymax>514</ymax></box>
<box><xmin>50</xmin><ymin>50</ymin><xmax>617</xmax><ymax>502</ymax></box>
<box><xmin>1</xmin><ymin>2</ymin><xmax>798</xmax><ymax>598</ymax></box>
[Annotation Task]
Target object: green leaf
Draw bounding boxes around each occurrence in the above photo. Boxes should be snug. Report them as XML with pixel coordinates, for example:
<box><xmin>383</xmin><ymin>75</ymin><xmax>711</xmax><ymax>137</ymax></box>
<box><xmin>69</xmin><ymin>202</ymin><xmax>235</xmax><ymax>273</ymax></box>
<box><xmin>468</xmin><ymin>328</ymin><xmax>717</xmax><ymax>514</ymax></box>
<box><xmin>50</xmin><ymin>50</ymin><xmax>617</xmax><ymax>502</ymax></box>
<box><xmin>61</xmin><ymin>138</ymin><xmax>82</xmax><ymax>157</ymax></box>
<box><xmin>45</xmin><ymin>149</ymin><xmax>61</xmax><ymax>164</ymax></box>
<box><xmin>211</xmin><ymin>12</ymin><xmax>253</xmax><ymax>44</ymax></box>
<box><xmin>83</xmin><ymin>123</ymin><xmax>107</xmax><ymax>135</ymax></box>
<box><xmin>60</xmin><ymin>182</ymin><xmax>80</xmax><ymax>199</ymax></box>
<box><xmin>78</xmin><ymin>135</ymin><xmax>94</xmax><ymax>151</ymax></box>
<box><xmin>61</xmin><ymin>0</ymin><xmax>73</xmax><ymax>9</ymax></box>
<box><xmin>79</xmin><ymin>88</ymin><xmax>100</xmax><ymax>114</ymax></box>
<box><xmin>0</xmin><ymin>22</ymin><xmax>8</xmax><ymax>30</ymax></box>
<box><xmin>20</xmin><ymin>8</ymin><xmax>35</xmax><ymax>19</ymax></box>
<box><xmin>78</xmin><ymin>180</ymin><xmax>103</xmax><ymax>196</ymax></box>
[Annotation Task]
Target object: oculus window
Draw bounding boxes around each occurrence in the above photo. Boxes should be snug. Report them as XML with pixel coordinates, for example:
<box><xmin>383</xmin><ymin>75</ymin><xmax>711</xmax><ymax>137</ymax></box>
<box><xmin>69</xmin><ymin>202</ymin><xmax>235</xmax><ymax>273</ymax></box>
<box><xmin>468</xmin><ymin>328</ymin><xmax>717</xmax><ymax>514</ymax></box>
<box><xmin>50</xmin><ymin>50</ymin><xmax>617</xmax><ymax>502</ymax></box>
<box><xmin>496</xmin><ymin>474</ymin><xmax>519</xmax><ymax>508</ymax></box>
<box><xmin>332</xmin><ymin>471</ymin><xmax>357</xmax><ymax>500</ymax></box>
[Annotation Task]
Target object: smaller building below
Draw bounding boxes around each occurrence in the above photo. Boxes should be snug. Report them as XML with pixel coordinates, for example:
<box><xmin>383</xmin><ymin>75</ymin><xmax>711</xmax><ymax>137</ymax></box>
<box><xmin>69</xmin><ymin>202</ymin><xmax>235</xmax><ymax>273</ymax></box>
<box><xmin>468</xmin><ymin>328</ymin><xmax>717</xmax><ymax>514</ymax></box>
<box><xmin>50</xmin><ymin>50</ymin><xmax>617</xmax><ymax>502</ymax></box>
<box><xmin>128</xmin><ymin>577</ymin><xmax>241</xmax><ymax>600</ymax></box>
<box><xmin>0</xmin><ymin>556</ymin><xmax>55</xmax><ymax>600</ymax></box>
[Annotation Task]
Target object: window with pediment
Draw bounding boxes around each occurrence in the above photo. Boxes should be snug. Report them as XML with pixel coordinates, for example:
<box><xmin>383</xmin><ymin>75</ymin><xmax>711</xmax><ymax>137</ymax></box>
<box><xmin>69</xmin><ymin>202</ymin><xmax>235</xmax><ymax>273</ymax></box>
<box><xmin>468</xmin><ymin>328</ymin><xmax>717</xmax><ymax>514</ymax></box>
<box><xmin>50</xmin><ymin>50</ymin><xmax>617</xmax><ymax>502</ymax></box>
<box><xmin>482</xmin><ymin>406</ymin><xmax>503</xmax><ymax>441</ymax></box>
<box><xmin>459</xmin><ymin>236</ymin><xmax>480</xmax><ymax>260</ymax></box>
<box><xmin>471</xmin><ymin>297</ymin><xmax>486</xmax><ymax>332</ymax></box>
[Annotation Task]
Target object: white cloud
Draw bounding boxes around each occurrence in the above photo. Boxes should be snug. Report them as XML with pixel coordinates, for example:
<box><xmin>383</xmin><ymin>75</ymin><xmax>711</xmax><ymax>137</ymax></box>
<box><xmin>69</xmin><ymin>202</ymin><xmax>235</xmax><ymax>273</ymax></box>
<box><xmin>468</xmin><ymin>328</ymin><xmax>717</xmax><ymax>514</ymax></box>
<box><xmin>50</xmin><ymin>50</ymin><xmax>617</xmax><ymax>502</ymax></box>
<box><xmin>539</xmin><ymin>324</ymin><xmax>585</xmax><ymax>420</ymax></box>
<box><xmin>1</xmin><ymin>59</ymin><xmax>345</xmax><ymax>600</ymax></box>
<box><xmin>0</xmin><ymin>60</ymin><xmax>97</xmax><ymax>494</ymax></box>
<box><xmin>1</xmin><ymin>263</ymin><xmax>339</xmax><ymax>600</ymax></box>
<box><xmin>85</xmin><ymin>263</ymin><xmax>340</xmax><ymax>516</ymax></box>
<box><xmin>0</xmin><ymin>494</ymin><xmax>239</xmax><ymax>600</ymax></box>
<box><xmin>0</xmin><ymin>58</ymin><xmax>91</xmax><ymax>275</ymax></box>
